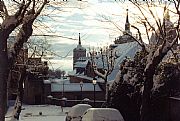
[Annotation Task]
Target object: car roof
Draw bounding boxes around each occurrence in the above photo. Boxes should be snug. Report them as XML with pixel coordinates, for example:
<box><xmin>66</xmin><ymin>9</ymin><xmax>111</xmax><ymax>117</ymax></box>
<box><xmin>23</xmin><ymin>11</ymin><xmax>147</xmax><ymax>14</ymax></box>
<box><xmin>68</xmin><ymin>104</ymin><xmax>92</xmax><ymax>117</ymax></box>
<box><xmin>82</xmin><ymin>108</ymin><xmax>124</xmax><ymax>121</ymax></box>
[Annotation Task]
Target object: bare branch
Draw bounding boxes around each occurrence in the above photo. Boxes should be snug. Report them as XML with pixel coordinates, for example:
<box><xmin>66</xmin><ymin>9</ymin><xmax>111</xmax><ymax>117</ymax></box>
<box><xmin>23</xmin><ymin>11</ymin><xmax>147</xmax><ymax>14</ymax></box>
<box><xmin>35</xmin><ymin>0</ymin><xmax>49</xmax><ymax>18</ymax></box>
<box><xmin>14</xmin><ymin>0</ymin><xmax>25</xmax><ymax>17</ymax></box>
<box><xmin>94</xmin><ymin>68</ymin><xmax>107</xmax><ymax>80</ymax></box>
<box><xmin>130</xmin><ymin>25</ymin><xmax>147</xmax><ymax>52</ymax></box>
<box><xmin>143</xmin><ymin>21</ymin><xmax>150</xmax><ymax>42</ymax></box>
<box><xmin>146</xmin><ymin>2</ymin><xmax>162</xmax><ymax>35</ymax></box>
<box><xmin>1</xmin><ymin>0</ymin><xmax>8</xmax><ymax>16</ymax></box>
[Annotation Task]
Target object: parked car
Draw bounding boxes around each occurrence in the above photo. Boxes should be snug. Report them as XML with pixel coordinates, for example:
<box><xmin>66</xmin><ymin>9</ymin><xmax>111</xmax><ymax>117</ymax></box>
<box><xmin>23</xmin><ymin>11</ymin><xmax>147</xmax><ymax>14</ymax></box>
<box><xmin>81</xmin><ymin>108</ymin><xmax>124</xmax><ymax>121</ymax></box>
<box><xmin>65</xmin><ymin>104</ymin><xmax>92</xmax><ymax>121</ymax></box>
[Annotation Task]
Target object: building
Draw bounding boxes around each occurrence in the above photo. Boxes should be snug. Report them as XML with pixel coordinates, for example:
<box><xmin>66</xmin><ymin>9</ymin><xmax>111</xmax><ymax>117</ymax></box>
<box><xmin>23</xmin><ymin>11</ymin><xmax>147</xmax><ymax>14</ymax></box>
<box><xmin>48</xmin><ymin>78</ymin><xmax>105</xmax><ymax>107</ymax></box>
<box><xmin>8</xmin><ymin>48</ymin><xmax>28</xmax><ymax>100</ymax></box>
<box><xmin>71</xmin><ymin>9</ymin><xmax>140</xmax><ymax>82</ymax></box>
<box><xmin>23</xmin><ymin>9</ymin><xmax>142</xmax><ymax>106</ymax></box>
<box><xmin>23</xmin><ymin>57</ymin><xmax>49</xmax><ymax>104</ymax></box>
<box><xmin>150</xmin><ymin>9</ymin><xmax>177</xmax><ymax>47</ymax></box>
<box><xmin>149</xmin><ymin>9</ymin><xmax>179</xmax><ymax>62</ymax></box>
<box><xmin>73</xmin><ymin>57</ymin><xmax>96</xmax><ymax>78</ymax></box>
<box><xmin>114</xmin><ymin>9</ymin><xmax>135</xmax><ymax>44</ymax></box>
<box><xmin>73</xmin><ymin>33</ymin><xmax>86</xmax><ymax>69</ymax></box>
<box><xmin>21</xmin><ymin>9</ymin><xmax>143</xmax><ymax>107</ymax></box>
<box><xmin>65</xmin><ymin>9</ymin><xmax>141</xmax><ymax>106</ymax></box>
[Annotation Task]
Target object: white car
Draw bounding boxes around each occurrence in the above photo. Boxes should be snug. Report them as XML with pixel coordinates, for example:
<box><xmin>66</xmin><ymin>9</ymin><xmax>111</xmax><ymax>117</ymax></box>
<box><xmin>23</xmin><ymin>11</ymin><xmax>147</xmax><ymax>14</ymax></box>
<box><xmin>65</xmin><ymin>104</ymin><xmax>92</xmax><ymax>121</ymax></box>
<box><xmin>81</xmin><ymin>108</ymin><xmax>124</xmax><ymax>121</ymax></box>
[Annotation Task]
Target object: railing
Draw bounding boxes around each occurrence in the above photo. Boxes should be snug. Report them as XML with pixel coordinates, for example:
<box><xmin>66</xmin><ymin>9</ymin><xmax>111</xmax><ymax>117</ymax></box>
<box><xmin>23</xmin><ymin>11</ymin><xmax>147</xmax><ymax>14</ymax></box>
<box><xmin>47</xmin><ymin>96</ymin><xmax>105</xmax><ymax>108</ymax></box>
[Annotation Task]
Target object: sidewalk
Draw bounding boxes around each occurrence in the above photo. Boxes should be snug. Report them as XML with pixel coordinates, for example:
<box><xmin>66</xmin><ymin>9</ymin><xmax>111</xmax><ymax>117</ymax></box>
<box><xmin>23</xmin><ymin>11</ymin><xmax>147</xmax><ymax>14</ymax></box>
<box><xmin>5</xmin><ymin>105</ymin><xmax>70</xmax><ymax>121</ymax></box>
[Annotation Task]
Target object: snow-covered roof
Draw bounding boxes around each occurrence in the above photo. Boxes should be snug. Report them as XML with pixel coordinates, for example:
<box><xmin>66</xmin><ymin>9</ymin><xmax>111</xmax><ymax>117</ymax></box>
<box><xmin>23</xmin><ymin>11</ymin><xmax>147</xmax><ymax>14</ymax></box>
<box><xmin>71</xmin><ymin>41</ymin><xmax>141</xmax><ymax>82</ymax></box>
<box><xmin>77</xmin><ymin>57</ymin><xmax>89</xmax><ymax>61</ymax></box>
<box><xmin>68</xmin><ymin>70</ymin><xmax>76</xmax><ymax>75</ymax></box>
<box><xmin>108</xmin><ymin>41</ymin><xmax>141</xmax><ymax>81</ymax></box>
<box><xmin>82</xmin><ymin>108</ymin><xmax>124</xmax><ymax>121</ymax></box>
<box><xmin>93</xmin><ymin>56</ymin><xmax>108</xmax><ymax>69</ymax></box>
<box><xmin>67</xmin><ymin>104</ymin><xmax>92</xmax><ymax>117</ymax></box>
<box><xmin>43</xmin><ymin>80</ymin><xmax>51</xmax><ymax>84</ymax></box>
<box><xmin>74</xmin><ymin>60</ymin><xmax>89</xmax><ymax>68</ymax></box>
<box><xmin>43</xmin><ymin>78</ymin><xmax>71</xmax><ymax>85</ymax></box>
<box><xmin>51</xmin><ymin>82</ymin><xmax>102</xmax><ymax>92</ymax></box>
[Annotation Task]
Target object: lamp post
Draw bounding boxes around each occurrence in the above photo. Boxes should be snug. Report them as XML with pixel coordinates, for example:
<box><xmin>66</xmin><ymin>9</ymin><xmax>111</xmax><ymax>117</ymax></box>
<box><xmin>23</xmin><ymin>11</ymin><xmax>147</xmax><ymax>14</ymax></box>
<box><xmin>92</xmin><ymin>78</ymin><xmax>97</xmax><ymax>107</ymax></box>
<box><xmin>80</xmin><ymin>81</ymin><xmax>83</xmax><ymax>101</ymax></box>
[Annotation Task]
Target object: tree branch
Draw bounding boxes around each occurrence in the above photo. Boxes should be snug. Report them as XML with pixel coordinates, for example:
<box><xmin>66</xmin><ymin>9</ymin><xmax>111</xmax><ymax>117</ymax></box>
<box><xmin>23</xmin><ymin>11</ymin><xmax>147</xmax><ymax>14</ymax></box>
<box><xmin>35</xmin><ymin>0</ymin><xmax>48</xmax><ymax>18</ymax></box>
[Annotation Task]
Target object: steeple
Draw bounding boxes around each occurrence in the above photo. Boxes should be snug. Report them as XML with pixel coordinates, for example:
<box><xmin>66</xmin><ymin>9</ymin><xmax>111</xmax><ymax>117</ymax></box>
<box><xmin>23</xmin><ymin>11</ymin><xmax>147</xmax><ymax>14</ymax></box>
<box><xmin>73</xmin><ymin>33</ymin><xmax>86</xmax><ymax>70</ymax></box>
<box><xmin>125</xmin><ymin>9</ymin><xmax>130</xmax><ymax>32</ymax></box>
<box><xmin>79</xmin><ymin>33</ymin><xmax>81</xmax><ymax>46</ymax></box>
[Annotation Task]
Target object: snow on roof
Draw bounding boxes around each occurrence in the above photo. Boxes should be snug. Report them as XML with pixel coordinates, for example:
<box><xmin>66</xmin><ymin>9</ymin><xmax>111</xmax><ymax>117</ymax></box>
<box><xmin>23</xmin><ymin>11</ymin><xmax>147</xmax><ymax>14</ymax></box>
<box><xmin>71</xmin><ymin>42</ymin><xmax>141</xmax><ymax>82</ymax></box>
<box><xmin>76</xmin><ymin>75</ymin><xmax>93</xmax><ymax>81</ymax></box>
<box><xmin>68</xmin><ymin>70</ymin><xmax>76</xmax><ymax>75</ymax></box>
<box><xmin>43</xmin><ymin>78</ymin><xmax>71</xmax><ymax>85</ymax></box>
<box><xmin>89</xmin><ymin>54</ymin><xmax>109</xmax><ymax>69</ymax></box>
<box><xmin>68</xmin><ymin>104</ymin><xmax>92</xmax><ymax>117</ymax></box>
<box><xmin>51</xmin><ymin>82</ymin><xmax>102</xmax><ymax>92</ymax></box>
<box><xmin>108</xmin><ymin>42</ymin><xmax>141</xmax><ymax>81</ymax></box>
<box><xmin>43</xmin><ymin>80</ymin><xmax>51</xmax><ymax>84</ymax></box>
<box><xmin>68</xmin><ymin>72</ymin><xmax>94</xmax><ymax>81</ymax></box>
<box><xmin>77</xmin><ymin>57</ymin><xmax>89</xmax><ymax>61</ymax></box>
<box><xmin>90</xmin><ymin>42</ymin><xmax>140</xmax><ymax>71</ymax></box>
<box><xmin>74</xmin><ymin>60</ymin><xmax>89</xmax><ymax>68</ymax></box>
<box><xmin>82</xmin><ymin>108</ymin><xmax>124</xmax><ymax>121</ymax></box>
<box><xmin>50</xmin><ymin>78</ymin><xmax>70</xmax><ymax>84</ymax></box>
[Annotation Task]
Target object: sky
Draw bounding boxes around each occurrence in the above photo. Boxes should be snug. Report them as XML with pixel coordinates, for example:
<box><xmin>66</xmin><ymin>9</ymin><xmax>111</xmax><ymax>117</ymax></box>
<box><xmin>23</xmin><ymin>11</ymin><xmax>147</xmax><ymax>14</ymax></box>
<box><xmin>33</xmin><ymin>0</ymin><xmax>175</xmax><ymax>73</ymax></box>
<box><xmin>33</xmin><ymin>0</ymin><xmax>138</xmax><ymax>72</ymax></box>
<box><xmin>5</xmin><ymin>0</ymin><xmax>175</xmax><ymax>73</ymax></box>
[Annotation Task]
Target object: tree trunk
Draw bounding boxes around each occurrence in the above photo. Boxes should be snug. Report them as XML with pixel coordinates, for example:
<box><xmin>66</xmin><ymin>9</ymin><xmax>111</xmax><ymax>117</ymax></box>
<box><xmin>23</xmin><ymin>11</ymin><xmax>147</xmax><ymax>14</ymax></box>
<box><xmin>0</xmin><ymin>32</ymin><xmax>8</xmax><ymax>121</ymax></box>
<box><xmin>12</xmin><ymin>67</ymin><xmax>26</xmax><ymax>120</ymax></box>
<box><xmin>141</xmin><ymin>66</ymin><xmax>154</xmax><ymax>121</ymax></box>
<box><xmin>141</xmin><ymin>46</ymin><xmax>172</xmax><ymax>121</ymax></box>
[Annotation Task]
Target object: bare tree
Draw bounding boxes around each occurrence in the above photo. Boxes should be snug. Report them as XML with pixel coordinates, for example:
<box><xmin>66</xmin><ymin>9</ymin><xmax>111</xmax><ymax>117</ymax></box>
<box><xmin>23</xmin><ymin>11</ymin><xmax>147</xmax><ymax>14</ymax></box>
<box><xmin>90</xmin><ymin>46</ymin><xmax>118</xmax><ymax>104</ymax></box>
<box><xmin>0</xmin><ymin>0</ymin><xmax>89</xmax><ymax>120</ymax></box>
<box><xmin>0</xmin><ymin>0</ymin><xmax>48</xmax><ymax>120</ymax></box>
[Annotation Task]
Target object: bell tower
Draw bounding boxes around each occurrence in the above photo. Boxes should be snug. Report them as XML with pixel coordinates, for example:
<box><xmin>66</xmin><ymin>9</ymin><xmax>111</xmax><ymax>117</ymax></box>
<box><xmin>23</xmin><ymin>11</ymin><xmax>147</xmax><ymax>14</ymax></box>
<box><xmin>125</xmin><ymin>9</ymin><xmax>130</xmax><ymax>33</ymax></box>
<box><xmin>73</xmin><ymin>33</ymin><xmax>86</xmax><ymax>69</ymax></box>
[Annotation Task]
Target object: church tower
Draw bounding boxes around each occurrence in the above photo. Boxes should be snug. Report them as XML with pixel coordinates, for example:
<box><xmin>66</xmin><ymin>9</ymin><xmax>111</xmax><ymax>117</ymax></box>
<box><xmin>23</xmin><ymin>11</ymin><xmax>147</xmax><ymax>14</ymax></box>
<box><xmin>73</xmin><ymin>33</ymin><xmax>86</xmax><ymax>69</ymax></box>
<box><xmin>124</xmin><ymin>9</ymin><xmax>132</xmax><ymax>35</ymax></box>
<box><xmin>114</xmin><ymin>9</ymin><xmax>134</xmax><ymax>44</ymax></box>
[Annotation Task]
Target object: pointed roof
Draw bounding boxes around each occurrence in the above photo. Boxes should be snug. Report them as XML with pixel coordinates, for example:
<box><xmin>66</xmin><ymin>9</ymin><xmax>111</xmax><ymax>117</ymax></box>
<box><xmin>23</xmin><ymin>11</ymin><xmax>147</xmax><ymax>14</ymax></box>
<box><xmin>125</xmin><ymin>9</ymin><xmax>130</xmax><ymax>32</ymax></box>
<box><xmin>126</xmin><ymin>9</ymin><xmax>129</xmax><ymax>25</ymax></box>
<box><xmin>79</xmin><ymin>33</ymin><xmax>81</xmax><ymax>45</ymax></box>
<box><xmin>73</xmin><ymin>33</ymin><xmax>86</xmax><ymax>51</ymax></box>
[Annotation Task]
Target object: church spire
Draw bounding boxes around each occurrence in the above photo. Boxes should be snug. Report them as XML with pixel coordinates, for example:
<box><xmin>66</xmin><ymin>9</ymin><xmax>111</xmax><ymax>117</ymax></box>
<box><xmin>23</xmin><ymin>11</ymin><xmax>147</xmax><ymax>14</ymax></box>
<box><xmin>78</xmin><ymin>33</ymin><xmax>81</xmax><ymax>45</ymax></box>
<box><xmin>125</xmin><ymin>9</ymin><xmax>130</xmax><ymax>32</ymax></box>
